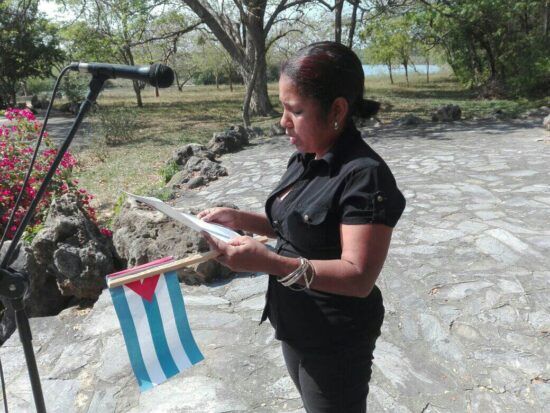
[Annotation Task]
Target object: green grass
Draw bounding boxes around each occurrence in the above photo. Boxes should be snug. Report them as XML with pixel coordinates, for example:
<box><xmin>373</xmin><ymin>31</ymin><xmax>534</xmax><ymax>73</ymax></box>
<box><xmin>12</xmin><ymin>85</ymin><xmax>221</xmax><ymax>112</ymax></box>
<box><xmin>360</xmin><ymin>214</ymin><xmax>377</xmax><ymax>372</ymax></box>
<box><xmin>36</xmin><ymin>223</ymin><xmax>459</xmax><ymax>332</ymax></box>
<box><xmin>71</xmin><ymin>74</ymin><xmax>547</xmax><ymax>223</ymax></box>
<box><xmin>363</xmin><ymin>71</ymin><xmax>545</xmax><ymax>121</ymax></box>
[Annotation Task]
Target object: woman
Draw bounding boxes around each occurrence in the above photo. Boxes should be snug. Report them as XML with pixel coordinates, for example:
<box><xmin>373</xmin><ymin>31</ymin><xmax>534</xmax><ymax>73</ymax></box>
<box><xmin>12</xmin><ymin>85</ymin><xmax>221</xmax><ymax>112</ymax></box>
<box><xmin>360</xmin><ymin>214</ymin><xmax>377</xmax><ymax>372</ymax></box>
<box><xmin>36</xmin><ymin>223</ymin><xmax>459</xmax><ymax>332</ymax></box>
<box><xmin>198</xmin><ymin>41</ymin><xmax>406</xmax><ymax>413</ymax></box>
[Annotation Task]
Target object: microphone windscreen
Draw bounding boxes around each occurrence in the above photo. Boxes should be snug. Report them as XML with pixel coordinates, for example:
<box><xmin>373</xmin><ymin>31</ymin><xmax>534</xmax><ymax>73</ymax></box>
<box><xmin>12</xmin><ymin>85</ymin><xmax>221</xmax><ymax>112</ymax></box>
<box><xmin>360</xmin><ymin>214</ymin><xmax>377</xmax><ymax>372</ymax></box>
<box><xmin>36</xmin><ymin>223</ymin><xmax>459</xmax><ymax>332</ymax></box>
<box><xmin>150</xmin><ymin>64</ymin><xmax>175</xmax><ymax>88</ymax></box>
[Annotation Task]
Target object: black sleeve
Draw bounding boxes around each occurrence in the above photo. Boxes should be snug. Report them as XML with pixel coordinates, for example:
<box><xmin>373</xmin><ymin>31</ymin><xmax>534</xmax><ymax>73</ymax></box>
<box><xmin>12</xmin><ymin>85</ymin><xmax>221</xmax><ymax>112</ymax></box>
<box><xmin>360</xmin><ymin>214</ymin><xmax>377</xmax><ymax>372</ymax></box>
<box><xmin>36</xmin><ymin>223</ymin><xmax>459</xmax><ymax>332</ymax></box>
<box><xmin>338</xmin><ymin>166</ymin><xmax>406</xmax><ymax>227</ymax></box>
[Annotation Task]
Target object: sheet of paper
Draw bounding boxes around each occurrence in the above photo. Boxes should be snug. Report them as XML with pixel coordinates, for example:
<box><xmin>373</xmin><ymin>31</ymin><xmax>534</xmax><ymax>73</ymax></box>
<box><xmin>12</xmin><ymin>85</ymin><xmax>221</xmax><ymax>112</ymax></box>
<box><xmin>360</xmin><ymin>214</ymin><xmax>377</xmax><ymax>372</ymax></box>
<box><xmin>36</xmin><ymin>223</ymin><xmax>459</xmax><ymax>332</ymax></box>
<box><xmin>125</xmin><ymin>193</ymin><xmax>240</xmax><ymax>243</ymax></box>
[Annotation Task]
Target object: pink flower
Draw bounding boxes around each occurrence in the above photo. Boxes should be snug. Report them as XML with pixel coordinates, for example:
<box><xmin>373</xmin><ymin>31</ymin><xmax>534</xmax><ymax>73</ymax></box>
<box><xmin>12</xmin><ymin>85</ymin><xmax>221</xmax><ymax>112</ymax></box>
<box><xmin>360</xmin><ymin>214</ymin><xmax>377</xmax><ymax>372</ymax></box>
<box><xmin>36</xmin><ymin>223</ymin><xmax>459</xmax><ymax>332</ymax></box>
<box><xmin>100</xmin><ymin>228</ymin><xmax>113</xmax><ymax>237</ymax></box>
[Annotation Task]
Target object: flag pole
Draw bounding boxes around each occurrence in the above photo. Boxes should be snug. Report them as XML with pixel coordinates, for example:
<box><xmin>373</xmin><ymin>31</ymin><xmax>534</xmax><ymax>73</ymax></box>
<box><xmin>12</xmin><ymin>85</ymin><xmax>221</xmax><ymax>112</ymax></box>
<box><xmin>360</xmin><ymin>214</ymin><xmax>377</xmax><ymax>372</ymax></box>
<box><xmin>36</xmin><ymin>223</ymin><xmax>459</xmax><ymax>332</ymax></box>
<box><xmin>107</xmin><ymin>235</ymin><xmax>269</xmax><ymax>288</ymax></box>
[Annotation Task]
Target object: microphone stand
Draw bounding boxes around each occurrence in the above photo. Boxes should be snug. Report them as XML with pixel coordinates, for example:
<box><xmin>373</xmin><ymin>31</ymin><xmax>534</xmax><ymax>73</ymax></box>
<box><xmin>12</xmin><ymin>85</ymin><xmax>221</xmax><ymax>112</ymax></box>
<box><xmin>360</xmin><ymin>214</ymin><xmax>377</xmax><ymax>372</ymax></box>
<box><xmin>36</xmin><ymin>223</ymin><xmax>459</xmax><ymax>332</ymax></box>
<box><xmin>0</xmin><ymin>75</ymin><xmax>107</xmax><ymax>413</ymax></box>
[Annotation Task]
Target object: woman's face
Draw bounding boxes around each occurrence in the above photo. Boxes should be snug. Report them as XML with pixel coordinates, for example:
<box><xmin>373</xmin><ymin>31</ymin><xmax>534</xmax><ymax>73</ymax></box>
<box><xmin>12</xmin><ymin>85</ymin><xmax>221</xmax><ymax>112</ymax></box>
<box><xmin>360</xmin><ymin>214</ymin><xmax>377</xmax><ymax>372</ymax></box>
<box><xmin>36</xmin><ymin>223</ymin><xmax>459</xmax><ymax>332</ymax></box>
<box><xmin>278</xmin><ymin>74</ymin><xmax>338</xmax><ymax>158</ymax></box>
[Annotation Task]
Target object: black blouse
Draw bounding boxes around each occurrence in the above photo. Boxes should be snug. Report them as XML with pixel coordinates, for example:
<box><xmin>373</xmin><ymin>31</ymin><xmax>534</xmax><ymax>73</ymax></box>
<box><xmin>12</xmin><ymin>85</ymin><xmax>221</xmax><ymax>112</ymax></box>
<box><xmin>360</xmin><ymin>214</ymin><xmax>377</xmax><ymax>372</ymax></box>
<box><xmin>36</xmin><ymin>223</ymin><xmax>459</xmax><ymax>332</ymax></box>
<box><xmin>261</xmin><ymin>124</ymin><xmax>406</xmax><ymax>350</ymax></box>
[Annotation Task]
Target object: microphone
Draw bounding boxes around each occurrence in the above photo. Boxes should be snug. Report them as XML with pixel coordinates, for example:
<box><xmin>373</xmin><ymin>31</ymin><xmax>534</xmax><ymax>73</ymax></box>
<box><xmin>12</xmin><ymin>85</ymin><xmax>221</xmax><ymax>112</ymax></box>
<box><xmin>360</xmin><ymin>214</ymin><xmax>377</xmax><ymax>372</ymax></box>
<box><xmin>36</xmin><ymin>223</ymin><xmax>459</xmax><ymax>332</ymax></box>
<box><xmin>69</xmin><ymin>62</ymin><xmax>174</xmax><ymax>88</ymax></box>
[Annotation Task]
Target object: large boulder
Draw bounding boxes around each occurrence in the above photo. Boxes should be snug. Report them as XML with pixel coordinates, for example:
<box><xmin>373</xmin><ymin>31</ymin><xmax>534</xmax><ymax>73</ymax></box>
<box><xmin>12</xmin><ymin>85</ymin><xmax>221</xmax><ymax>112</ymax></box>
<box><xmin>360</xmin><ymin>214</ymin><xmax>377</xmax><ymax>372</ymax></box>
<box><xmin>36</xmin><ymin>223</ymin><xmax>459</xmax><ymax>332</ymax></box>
<box><xmin>31</xmin><ymin>193</ymin><xmax>120</xmax><ymax>299</ymax></box>
<box><xmin>166</xmin><ymin>157</ymin><xmax>227</xmax><ymax>190</ymax></box>
<box><xmin>432</xmin><ymin>104</ymin><xmax>462</xmax><ymax>122</ymax></box>
<box><xmin>112</xmin><ymin>197</ymin><xmax>232</xmax><ymax>285</ymax></box>
<box><xmin>172</xmin><ymin>144</ymin><xmax>216</xmax><ymax>167</ymax></box>
<box><xmin>0</xmin><ymin>192</ymin><xmax>115</xmax><ymax>344</ymax></box>
<box><xmin>207</xmin><ymin>125</ymin><xmax>249</xmax><ymax>155</ymax></box>
<box><xmin>0</xmin><ymin>240</ymin><xmax>70</xmax><ymax>344</ymax></box>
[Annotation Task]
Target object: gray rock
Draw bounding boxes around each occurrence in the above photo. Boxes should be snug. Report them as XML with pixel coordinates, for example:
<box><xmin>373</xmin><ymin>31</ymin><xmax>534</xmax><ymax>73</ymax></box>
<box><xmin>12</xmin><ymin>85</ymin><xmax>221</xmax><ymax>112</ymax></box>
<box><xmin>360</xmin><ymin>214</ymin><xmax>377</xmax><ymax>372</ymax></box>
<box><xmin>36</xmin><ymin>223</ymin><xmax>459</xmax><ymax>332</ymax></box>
<box><xmin>432</xmin><ymin>104</ymin><xmax>461</xmax><ymax>122</ymax></box>
<box><xmin>172</xmin><ymin>144</ymin><xmax>215</xmax><ymax>167</ymax></box>
<box><xmin>112</xmin><ymin>197</ymin><xmax>231</xmax><ymax>284</ymax></box>
<box><xmin>269</xmin><ymin>123</ymin><xmax>285</xmax><ymax>137</ymax></box>
<box><xmin>31</xmin><ymin>193</ymin><xmax>119</xmax><ymax>299</ymax></box>
<box><xmin>167</xmin><ymin>142</ymin><xmax>228</xmax><ymax>191</ymax></box>
<box><xmin>543</xmin><ymin>114</ymin><xmax>550</xmax><ymax>130</ymax></box>
<box><xmin>185</xmin><ymin>157</ymin><xmax>227</xmax><ymax>180</ymax></box>
<box><xmin>0</xmin><ymin>240</ymin><xmax>70</xmax><ymax>344</ymax></box>
<box><xmin>187</xmin><ymin>175</ymin><xmax>206</xmax><ymax>189</ymax></box>
<box><xmin>208</xmin><ymin>125</ymin><xmax>249</xmax><ymax>155</ymax></box>
<box><xmin>523</xmin><ymin>107</ymin><xmax>550</xmax><ymax>118</ymax></box>
<box><xmin>393</xmin><ymin>114</ymin><xmax>423</xmax><ymax>126</ymax></box>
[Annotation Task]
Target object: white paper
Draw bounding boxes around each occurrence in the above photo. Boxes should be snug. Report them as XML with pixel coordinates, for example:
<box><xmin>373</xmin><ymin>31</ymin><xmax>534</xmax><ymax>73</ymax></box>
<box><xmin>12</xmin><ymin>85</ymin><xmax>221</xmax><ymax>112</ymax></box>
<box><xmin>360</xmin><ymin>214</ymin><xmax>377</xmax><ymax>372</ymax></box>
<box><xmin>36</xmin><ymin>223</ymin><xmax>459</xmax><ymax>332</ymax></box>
<box><xmin>125</xmin><ymin>193</ymin><xmax>240</xmax><ymax>243</ymax></box>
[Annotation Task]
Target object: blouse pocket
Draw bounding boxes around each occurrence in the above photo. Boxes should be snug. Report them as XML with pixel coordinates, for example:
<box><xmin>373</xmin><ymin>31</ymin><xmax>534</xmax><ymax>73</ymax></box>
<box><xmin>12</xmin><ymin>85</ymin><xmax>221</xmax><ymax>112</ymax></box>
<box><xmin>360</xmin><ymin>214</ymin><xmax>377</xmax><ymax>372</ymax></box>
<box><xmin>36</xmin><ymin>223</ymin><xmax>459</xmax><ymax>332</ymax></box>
<box><xmin>287</xmin><ymin>204</ymin><xmax>336</xmax><ymax>254</ymax></box>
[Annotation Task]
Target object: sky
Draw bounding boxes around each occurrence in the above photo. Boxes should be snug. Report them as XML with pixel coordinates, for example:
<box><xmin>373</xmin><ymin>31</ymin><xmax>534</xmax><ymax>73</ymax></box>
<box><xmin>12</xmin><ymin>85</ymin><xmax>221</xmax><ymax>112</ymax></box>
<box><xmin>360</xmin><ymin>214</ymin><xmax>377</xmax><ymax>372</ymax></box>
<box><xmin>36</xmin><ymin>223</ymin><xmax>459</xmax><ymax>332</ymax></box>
<box><xmin>38</xmin><ymin>0</ymin><xmax>63</xmax><ymax>19</ymax></box>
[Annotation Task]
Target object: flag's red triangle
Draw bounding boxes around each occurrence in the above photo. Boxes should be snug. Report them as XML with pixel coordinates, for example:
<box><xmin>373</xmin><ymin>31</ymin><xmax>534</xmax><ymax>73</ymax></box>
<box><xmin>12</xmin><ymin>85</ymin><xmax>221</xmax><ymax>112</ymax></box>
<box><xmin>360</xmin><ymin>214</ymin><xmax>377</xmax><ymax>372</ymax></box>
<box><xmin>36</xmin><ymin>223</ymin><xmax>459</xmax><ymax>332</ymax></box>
<box><xmin>125</xmin><ymin>274</ymin><xmax>161</xmax><ymax>302</ymax></box>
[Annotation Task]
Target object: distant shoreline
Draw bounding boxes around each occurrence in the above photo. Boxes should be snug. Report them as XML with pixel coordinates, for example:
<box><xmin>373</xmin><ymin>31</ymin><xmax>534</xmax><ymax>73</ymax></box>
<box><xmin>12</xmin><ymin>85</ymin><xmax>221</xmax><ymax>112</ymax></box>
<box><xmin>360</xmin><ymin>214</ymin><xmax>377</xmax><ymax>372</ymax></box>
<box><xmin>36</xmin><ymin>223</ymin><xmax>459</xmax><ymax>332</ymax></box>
<box><xmin>363</xmin><ymin>64</ymin><xmax>441</xmax><ymax>76</ymax></box>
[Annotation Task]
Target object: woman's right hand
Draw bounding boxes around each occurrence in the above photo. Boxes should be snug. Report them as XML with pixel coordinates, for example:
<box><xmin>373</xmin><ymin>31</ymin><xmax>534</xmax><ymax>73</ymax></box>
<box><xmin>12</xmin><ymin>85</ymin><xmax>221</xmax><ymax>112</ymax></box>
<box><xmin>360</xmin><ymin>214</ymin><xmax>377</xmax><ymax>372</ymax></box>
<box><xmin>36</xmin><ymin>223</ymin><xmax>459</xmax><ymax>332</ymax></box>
<box><xmin>197</xmin><ymin>207</ymin><xmax>242</xmax><ymax>230</ymax></box>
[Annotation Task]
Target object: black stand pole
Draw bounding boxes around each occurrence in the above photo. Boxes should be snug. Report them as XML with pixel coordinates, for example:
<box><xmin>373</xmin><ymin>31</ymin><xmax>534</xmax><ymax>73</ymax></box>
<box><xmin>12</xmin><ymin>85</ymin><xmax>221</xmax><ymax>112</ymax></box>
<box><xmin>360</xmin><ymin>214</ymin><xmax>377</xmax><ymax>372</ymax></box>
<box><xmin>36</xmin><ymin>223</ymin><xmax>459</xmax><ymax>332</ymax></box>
<box><xmin>0</xmin><ymin>75</ymin><xmax>107</xmax><ymax>413</ymax></box>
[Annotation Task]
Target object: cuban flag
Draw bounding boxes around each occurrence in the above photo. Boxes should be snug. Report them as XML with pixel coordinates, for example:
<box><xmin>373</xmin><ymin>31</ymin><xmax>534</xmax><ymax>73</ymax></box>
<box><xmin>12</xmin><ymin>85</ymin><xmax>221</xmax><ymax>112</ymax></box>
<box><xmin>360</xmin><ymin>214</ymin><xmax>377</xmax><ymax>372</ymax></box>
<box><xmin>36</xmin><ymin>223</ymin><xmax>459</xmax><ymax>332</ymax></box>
<box><xmin>108</xmin><ymin>258</ymin><xmax>204</xmax><ymax>391</ymax></box>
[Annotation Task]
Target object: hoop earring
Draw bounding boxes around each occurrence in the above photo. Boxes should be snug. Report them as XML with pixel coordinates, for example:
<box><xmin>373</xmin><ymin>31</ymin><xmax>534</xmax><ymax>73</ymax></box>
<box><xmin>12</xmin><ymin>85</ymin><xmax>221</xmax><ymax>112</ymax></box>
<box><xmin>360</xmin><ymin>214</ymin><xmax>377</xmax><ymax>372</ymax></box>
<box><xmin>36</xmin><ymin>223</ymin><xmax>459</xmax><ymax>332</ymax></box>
<box><xmin>333</xmin><ymin>121</ymin><xmax>338</xmax><ymax>131</ymax></box>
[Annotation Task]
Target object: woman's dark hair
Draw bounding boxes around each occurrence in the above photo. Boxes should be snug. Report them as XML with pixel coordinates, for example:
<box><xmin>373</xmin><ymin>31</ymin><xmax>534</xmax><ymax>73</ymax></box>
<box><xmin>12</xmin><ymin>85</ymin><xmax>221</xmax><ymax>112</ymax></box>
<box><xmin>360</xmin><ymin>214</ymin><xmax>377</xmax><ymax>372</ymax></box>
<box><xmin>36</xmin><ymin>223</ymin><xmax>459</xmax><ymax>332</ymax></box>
<box><xmin>281</xmin><ymin>41</ymin><xmax>379</xmax><ymax>120</ymax></box>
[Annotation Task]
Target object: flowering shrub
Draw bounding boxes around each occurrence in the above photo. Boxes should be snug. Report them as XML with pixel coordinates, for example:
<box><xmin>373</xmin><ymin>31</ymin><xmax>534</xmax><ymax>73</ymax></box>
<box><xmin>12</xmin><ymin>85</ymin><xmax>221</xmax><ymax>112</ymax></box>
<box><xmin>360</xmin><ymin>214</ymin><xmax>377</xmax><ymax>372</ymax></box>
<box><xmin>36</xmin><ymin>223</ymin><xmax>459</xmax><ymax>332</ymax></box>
<box><xmin>0</xmin><ymin>108</ymin><xmax>105</xmax><ymax>240</ymax></box>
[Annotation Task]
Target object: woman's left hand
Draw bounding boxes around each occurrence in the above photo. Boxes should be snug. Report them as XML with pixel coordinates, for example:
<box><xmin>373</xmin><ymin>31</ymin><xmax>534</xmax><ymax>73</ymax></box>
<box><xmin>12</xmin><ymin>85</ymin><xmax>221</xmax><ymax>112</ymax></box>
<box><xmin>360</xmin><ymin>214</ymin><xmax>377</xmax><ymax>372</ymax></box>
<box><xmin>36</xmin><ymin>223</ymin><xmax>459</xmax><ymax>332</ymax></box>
<box><xmin>202</xmin><ymin>232</ymin><xmax>275</xmax><ymax>273</ymax></box>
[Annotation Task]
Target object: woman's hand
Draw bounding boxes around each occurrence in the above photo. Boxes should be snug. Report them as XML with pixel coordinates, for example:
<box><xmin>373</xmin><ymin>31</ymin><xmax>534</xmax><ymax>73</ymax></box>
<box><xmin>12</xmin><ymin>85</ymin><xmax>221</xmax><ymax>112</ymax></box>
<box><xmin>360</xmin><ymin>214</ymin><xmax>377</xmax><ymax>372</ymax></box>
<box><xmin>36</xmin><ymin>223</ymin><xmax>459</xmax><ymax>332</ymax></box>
<box><xmin>202</xmin><ymin>232</ymin><xmax>276</xmax><ymax>273</ymax></box>
<box><xmin>197</xmin><ymin>207</ymin><xmax>241</xmax><ymax>230</ymax></box>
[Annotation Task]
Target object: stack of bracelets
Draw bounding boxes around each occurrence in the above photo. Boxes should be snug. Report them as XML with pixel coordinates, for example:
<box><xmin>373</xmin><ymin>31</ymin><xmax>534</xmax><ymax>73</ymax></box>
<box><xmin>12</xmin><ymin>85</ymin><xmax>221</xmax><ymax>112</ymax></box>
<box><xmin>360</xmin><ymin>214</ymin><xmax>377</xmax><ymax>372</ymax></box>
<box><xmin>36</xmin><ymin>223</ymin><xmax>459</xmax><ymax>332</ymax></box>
<box><xmin>277</xmin><ymin>257</ymin><xmax>316</xmax><ymax>291</ymax></box>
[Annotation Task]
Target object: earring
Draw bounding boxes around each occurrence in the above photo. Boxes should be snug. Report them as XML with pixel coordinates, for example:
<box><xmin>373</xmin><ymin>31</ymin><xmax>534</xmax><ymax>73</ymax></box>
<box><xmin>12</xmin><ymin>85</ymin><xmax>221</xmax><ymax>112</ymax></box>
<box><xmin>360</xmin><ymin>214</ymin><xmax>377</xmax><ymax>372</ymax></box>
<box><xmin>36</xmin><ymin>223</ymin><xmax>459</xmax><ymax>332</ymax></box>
<box><xmin>333</xmin><ymin>121</ymin><xmax>338</xmax><ymax>130</ymax></box>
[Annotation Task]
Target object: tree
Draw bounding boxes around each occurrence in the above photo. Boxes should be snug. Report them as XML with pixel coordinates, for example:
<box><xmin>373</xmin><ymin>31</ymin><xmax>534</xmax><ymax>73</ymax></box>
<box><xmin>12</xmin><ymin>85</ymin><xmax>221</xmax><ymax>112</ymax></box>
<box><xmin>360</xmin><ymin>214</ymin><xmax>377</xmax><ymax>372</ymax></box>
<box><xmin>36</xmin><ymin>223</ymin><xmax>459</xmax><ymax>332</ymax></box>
<box><xmin>141</xmin><ymin>12</ymin><xmax>201</xmax><ymax>92</ymax></box>
<box><xmin>181</xmin><ymin>0</ymin><xmax>314</xmax><ymax>118</ymax></box>
<box><xmin>0</xmin><ymin>0</ymin><xmax>64</xmax><ymax>106</ymax></box>
<box><xmin>414</xmin><ymin>0</ymin><xmax>550</xmax><ymax>96</ymax></box>
<box><xmin>59</xmin><ymin>0</ymin><xmax>199</xmax><ymax>107</ymax></box>
<box><xmin>361</xmin><ymin>12</ymin><xmax>416</xmax><ymax>85</ymax></box>
<box><xmin>317</xmin><ymin>0</ymin><xmax>362</xmax><ymax>47</ymax></box>
<box><xmin>318</xmin><ymin>1</ymin><xmax>412</xmax><ymax>48</ymax></box>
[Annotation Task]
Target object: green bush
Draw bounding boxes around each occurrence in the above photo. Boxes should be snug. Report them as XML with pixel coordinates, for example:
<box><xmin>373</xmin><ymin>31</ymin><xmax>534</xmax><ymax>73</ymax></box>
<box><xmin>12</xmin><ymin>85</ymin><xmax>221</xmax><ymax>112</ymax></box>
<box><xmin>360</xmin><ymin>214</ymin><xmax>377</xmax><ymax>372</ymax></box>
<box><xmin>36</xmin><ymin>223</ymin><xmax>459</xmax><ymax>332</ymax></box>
<box><xmin>60</xmin><ymin>74</ymin><xmax>89</xmax><ymax>103</ymax></box>
<box><xmin>93</xmin><ymin>107</ymin><xmax>139</xmax><ymax>146</ymax></box>
<box><xmin>26</xmin><ymin>77</ymin><xmax>55</xmax><ymax>96</ymax></box>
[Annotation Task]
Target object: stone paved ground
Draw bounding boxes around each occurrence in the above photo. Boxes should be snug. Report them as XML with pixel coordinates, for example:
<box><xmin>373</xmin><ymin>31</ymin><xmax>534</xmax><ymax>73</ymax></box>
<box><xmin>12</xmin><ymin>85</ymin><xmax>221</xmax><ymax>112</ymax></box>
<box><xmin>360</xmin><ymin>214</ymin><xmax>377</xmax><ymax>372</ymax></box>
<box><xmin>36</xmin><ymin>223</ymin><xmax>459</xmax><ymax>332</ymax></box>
<box><xmin>1</xmin><ymin>119</ymin><xmax>549</xmax><ymax>412</ymax></box>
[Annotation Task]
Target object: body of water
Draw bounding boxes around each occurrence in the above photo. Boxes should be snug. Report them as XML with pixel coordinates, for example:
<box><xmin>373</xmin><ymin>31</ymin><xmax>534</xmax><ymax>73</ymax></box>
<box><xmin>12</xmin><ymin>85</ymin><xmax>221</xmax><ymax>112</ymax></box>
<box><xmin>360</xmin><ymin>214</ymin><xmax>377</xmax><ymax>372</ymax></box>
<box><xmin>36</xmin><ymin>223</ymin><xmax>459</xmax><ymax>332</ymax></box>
<box><xmin>363</xmin><ymin>64</ymin><xmax>441</xmax><ymax>76</ymax></box>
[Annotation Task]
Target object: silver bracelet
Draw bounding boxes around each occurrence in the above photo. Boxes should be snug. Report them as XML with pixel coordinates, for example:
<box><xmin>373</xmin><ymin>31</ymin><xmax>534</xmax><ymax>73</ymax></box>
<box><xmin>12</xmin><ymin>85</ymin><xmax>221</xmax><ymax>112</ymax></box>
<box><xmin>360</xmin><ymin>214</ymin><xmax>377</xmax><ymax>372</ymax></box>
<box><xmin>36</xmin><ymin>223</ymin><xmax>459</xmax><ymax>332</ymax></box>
<box><xmin>304</xmin><ymin>260</ymin><xmax>316</xmax><ymax>289</ymax></box>
<box><xmin>278</xmin><ymin>257</ymin><xmax>307</xmax><ymax>287</ymax></box>
<box><xmin>280</xmin><ymin>258</ymin><xmax>316</xmax><ymax>291</ymax></box>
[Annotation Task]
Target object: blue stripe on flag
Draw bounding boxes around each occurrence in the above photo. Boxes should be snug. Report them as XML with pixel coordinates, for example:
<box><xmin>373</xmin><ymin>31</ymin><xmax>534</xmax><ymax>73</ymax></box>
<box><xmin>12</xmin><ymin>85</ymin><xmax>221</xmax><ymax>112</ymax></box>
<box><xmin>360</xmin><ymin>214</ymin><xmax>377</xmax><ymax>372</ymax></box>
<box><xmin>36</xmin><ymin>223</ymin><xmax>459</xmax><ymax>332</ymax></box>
<box><xmin>165</xmin><ymin>271</ymin><xmax>204</xmax><ymax>364</ymax></box>
<box><xmin>110</xmin><ymin>287</ymin><xmax>153</xmax><ymax>391</ymax></box>
<box><xmin>142</xmin><ymin>291</ymin><xmax>180</xmax><ymax>380</ymax></box>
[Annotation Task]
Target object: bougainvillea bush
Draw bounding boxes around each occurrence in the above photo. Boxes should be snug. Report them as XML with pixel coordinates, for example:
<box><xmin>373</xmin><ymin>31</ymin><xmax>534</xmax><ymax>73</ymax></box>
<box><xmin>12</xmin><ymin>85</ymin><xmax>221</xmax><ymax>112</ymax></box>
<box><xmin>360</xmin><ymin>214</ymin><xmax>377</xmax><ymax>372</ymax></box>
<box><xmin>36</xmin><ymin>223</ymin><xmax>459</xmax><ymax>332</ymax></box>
<box><xmin>0</xmin><ymin>108</ymin><xmax>106</xmax><ymax>240</ymax></box>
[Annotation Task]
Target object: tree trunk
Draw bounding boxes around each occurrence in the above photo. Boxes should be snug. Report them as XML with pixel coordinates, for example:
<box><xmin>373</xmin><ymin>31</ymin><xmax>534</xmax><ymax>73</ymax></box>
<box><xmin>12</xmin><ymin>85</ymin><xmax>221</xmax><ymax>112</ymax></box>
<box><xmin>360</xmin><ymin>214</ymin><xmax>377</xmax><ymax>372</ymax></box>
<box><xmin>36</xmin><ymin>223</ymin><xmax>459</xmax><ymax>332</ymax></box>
<box><xmin>21</xmin><ymin>81</ymin><xmax>29</xmax><ymax>97</ymax></box>
<box><xmin>544</xmin><ymin>0</ymin><xmax>549</xmax><ymax>36</ymax></box>
<box><xmin>175</xmin><ymin>72</ymin><xmax>184</xmax><ymax>92</ymax></box>
<box><xmin>334</xmin><ymin>0</ymin><xmax>344</xmax><ymax>44</ymax></box>
<box><xmin>426</xmin><ymin>56</ymin><xmax>430</xmax><ymax>83</ymax></box>
<box><xmin>347</xmin><ymin>0</ymin><xmax>359</xmax><ymax>48</ymax></box>
<box><xmin>404</xmin><ymin>62</ymin><xmax>409</xmax><ymax>86</ymax></box>
<box><xmin>243</xmin><ymin>1</ymin><xmax>274</xmax><ymax>116</ymax></box>
<box><xmin>125</xmin><ymin>49</ymin><xmax>143</xmax><ymax>108</ymax></box>
<box><xmin>243</xmin><ymin>51</ymin><xmax>262</xmax><ymax>127</ymax></box>
<box><xmin>482</xmin><ymin>42</ymin><xmax>498</xmax><ymax>81</ymax></box>
<box><xmin>9</xmin><ymin>90</ymin><xmax>16</xmax><ymax>106</ymax></box>
<box><xmin>388</xmin><ymin>63</ymin><xmax>394</xmax><ymax>84</ymax></box>
<box><xmin>182</xmin><ymin>0</ymin><xmax>277</xmax><ymax>116</ymax></box>
<box><xmin>132</xmin><ymin>80</ymin><xmax>143</xmax><ymax>108</ymax></box>
<box><xmin>240</xmin><ymin>56</ymin><xmax>272</xmax><ymax>116</ymax></box>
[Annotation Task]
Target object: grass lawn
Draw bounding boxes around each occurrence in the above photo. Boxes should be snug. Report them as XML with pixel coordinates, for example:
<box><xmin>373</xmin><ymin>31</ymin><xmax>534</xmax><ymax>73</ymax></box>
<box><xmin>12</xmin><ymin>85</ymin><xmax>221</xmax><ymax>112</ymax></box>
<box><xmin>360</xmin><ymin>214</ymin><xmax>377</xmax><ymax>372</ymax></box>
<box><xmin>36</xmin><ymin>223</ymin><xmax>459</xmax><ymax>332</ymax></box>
<box><xmin>71</xmin><ymin>72</ymin><xmax>546</xmax><ymax>224</ymax></box>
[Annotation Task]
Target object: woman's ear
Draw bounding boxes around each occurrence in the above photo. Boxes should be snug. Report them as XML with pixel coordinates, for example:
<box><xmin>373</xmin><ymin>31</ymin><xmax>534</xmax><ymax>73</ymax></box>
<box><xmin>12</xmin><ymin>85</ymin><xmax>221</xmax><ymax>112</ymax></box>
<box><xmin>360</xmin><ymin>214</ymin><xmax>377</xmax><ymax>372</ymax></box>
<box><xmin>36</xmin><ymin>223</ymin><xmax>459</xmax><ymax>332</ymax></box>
<box><xmin>332</xmin><ymin>97</ymin><xmax>349</xmax><ymax>126</ymax></box>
